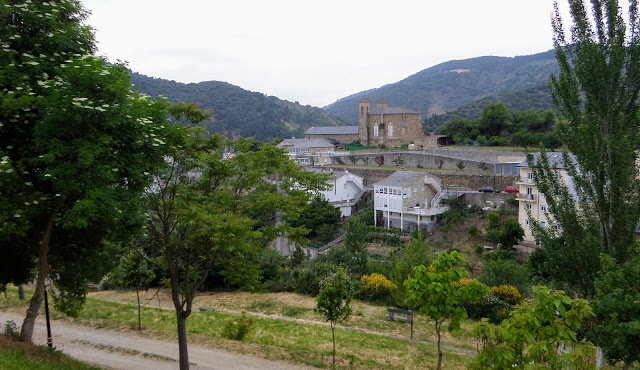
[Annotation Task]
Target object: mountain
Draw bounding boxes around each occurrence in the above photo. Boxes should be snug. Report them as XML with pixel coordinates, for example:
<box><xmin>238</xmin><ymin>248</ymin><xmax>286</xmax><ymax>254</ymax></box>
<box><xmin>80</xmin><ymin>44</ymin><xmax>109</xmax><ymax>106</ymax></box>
<box><xmin>424</xmin><ymin>83</ymin><xmax>555</xmax><ymax>129</ymax></box>
<box><xmin>129</xmin><ymin>72</ymin><xmax>347</xmax><ymax>141</ymax></box>
<box><xmin>324</xmin><ymin>50</ymin><xmax>560</xmax><ymax>126</ymax></box>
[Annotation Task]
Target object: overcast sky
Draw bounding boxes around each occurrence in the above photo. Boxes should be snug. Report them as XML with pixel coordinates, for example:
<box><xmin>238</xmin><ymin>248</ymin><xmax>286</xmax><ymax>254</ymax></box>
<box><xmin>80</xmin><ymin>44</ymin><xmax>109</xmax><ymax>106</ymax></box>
<box><xmin>80</xmin><ymin>0</ymin><xmax>569</xmax><ymax>107</ymax></box>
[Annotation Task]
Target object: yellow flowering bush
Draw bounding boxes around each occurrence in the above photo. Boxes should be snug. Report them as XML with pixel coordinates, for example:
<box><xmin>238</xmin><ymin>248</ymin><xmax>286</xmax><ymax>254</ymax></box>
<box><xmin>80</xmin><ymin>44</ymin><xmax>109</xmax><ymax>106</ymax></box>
<box><xmin>359</xmin><ymin>273</ymin><xmax>397</xmax><ymax>305</ymax></box>
<box><xmin>490</xmin><ymin>285</ymin><xmax>522</xmax><ymax>305</ymax></box>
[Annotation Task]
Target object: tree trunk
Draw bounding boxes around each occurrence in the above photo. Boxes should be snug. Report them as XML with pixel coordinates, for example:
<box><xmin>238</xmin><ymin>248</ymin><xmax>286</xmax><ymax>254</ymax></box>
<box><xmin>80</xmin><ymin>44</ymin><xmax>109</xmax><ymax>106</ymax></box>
<box><xmin>436</xmin><ymin>320</ymin><xmax>443</xmax><ymax>370</ymax></box>
<box><xmin>20</xmin><ymin>197</ymin><xmax>64</xmax><ymax>342</ymax></box>
<box><xmin>136</xmin><ymin>287</ymin><xmax>141</xmax><ymax>331</ymax></box>
<box><xmin>176</xmin><ymin>310</ymin><xmax>189</xmax><ymax>370</ymax></box>
<box><xmin>18</xmin><ymin>284</ymin><xmax>25</xmax><ymax>300</ymax></box>
<box><xmin>331</xmin><ymin>321</ymin><xmax>336</xmax><ymax>365</ymax></box>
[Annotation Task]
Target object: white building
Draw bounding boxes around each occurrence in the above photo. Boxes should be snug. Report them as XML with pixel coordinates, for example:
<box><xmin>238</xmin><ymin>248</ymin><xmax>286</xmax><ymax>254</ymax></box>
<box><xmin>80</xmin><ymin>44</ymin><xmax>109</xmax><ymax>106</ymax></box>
<box><xmin>308</xmin><ymin>168</ymin><xmax>365</xmax><ymax>217</ymax></box>
<box><xmin>516</xmin><ymin>153</ymin><xmax>575</xmax><ymax>243</ymax></box>
<box><xmin>373</xmin><ymin>171</ymin><xmax>449</xmax><ymax>232</ymax></box>
<box><xmin>276</xmin><ymin>138</ymin><xmax>336</xmax><ymax>166</ymax></box>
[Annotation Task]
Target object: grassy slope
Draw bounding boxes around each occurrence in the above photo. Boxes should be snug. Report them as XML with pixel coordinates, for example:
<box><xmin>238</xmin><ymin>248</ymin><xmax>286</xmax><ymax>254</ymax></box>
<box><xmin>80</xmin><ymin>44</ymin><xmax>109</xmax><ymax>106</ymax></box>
<box><xmin>1</xmin><ymin>288</ymin><xmax>475</xmax><ymax>369</ymax></box>
<box><xmin>0</xmin><ymin>334</ymin><xmax>100</xmax><ymax>370</ymax></box>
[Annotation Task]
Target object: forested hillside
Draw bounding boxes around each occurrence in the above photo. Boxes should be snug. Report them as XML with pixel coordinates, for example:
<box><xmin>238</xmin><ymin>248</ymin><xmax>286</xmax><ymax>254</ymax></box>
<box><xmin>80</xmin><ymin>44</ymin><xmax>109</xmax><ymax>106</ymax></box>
<box><xmin>130</xmin><ymin>72</ymin><xmax>347</xmax><ymax>141</ymax></box>
<box><xmin>325</xmin><ymin>50</ymin><xmax>559</xmax><ymax>125</ymax></box>
<box><xmin>424</xmin><ymin>83</ymin><xmax>554</xmax><ymax>131</ymax></box>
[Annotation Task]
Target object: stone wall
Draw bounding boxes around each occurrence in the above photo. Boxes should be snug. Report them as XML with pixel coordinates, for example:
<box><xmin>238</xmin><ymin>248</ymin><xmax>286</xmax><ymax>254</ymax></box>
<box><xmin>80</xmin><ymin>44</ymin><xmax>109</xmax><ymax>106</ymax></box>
<box><xmin>339</xmin><ymin>167</ymin><xmax>519</xmax><ymax>191</ymax></box>
<box><xmin>304</xmin><ymin>133</ymin><xmax>359</xmax><ymax>143</ymax></box>
<box><xmin>331</xmin><ymin>152</ymin><xmax>496</xmax><ymax>172</ymax></box>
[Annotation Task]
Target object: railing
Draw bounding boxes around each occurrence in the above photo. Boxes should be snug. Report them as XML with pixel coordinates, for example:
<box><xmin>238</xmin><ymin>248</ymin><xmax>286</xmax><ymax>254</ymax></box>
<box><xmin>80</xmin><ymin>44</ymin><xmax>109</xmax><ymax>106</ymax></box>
<box><xmin>402</xmin><ymin>205</ymin><xmax>449</xmax><ymax>217</ymax></box>
<box><xmin>516</xmin><ymin>193</ymin><xmax>536</xmax><ymax>201</ymax></box>
<box><xmin>424</xmin><ymin>175</ymin><xmax>441</xmax><ymax>190</ymax></box>
<box><xmin>430</xmin><ymin>189</ymin><xmax>448</xmax><ymax>208</ymax></box>
<box><xmin>318</xmin><ymin>233</ymin><xmax>346</xmax><ymax>254</ymax></box>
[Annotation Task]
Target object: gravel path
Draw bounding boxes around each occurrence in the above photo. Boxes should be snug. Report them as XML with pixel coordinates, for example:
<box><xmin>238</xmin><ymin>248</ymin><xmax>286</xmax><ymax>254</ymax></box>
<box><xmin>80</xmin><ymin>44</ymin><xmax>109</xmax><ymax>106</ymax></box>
<box><xmin>0</xmin><ymin>312</ymin><xmax>312</xmax><ymax>370</ymax></box>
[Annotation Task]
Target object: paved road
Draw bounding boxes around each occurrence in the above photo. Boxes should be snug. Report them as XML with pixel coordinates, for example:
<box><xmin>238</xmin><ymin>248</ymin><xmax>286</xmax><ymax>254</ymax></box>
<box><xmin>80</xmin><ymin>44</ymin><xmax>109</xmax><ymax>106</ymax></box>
<box><xmin>0</xmin><ymin>312</ymin><xmax>311</xmax><ymax>370</ymax></box>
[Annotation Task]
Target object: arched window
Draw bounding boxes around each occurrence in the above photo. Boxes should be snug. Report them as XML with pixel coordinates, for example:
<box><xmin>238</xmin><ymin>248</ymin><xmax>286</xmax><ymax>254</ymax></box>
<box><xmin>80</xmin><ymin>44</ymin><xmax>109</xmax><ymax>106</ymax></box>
<box><xmin>374</xmin><ymin>124</ymin><xmax>379</xmax><ymax>137</ymax></box>
<box><xmin>388</xmin><ymin>124</ymin><xmax>393</xmax><ymax>137</ymax></box>
<box><xmin>360</xmin><ymin>106</ymin><xmax>364</xmax><ymax>115</ymax></box>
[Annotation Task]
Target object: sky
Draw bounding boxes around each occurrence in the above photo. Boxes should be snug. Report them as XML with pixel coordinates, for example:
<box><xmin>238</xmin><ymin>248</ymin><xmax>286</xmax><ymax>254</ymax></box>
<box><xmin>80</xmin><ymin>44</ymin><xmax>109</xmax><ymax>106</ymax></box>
<box><xmin>80</xmin><ymin>0</ymin><xmax>569</xmax><ymax>107</ymax></box>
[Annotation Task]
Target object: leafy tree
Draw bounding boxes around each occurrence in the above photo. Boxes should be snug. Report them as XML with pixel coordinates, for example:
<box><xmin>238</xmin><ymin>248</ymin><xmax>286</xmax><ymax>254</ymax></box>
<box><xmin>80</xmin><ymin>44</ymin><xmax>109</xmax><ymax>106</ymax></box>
<box><xmin>479</xmin><ymin>259</ymin><xmax>532</xmax><ymax>297</ymax></box>
<box><xmin>146</xmin><ymin>104</ymin><xmax>327</xmax><ymax>369</ymax></box>
<box><xmin>314</xmin><ymin>268</ymin><xmax>353</xmax><ymax>366</ymax></box>
<box><xmin>471</xmin><ymin>286</ymin><xmax>594</xmax><ymax>369</ymax></box>
<box><xmin>289</xmin><ymin>197</ymin><xmax>340</xmax><ymax>240</ymax></box>
<box><xmin>528</xmin><ymin>0</ymin><xmax>640</xmax><ymax>298</ymax></box>
<box><xmin>404</xmin><ymin>251</ymin><xmax>485</xmax><ymax>370</ymax></box>
<box><xmin>390</xmin><ymin>234</ymin><xmax>432</xmax><ymax>307</ymax></box>
<box><xmin>343</xmin><ymin>215</ymin><xmax>369</xmax><ymax>276</ymax></box>
<box><xmin>478</xmin><ymin>103</ymin><xmax>510</xmax><ymax>137</ymax></box>
<box><xmin>0</xmin><ymin>0</ymin><xmax>170</xmax><ymax>341</ymax></box>
<box><xmin>589</xmin><ymin>245</ymin><xmax>640</xmax><ymax>367</ymax></box>
<box><xmin>119</xmin><ymin>248</ymin><xmax>156</xmax><ymax>331</ymax></box>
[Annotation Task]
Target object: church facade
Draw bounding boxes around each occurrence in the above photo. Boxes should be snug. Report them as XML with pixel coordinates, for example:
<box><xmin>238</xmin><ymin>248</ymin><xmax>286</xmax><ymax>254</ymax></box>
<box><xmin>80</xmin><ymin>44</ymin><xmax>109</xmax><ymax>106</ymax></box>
<box><xmin>358</xmin><ymin>98</ymin><xmax>424</xmax><ymax>147</ymax></box>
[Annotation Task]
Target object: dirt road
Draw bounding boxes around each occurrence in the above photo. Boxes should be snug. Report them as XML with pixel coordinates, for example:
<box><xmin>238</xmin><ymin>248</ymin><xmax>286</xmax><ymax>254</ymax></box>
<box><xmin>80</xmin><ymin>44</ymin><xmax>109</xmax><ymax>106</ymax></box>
<box><xmin>0</xmin><ymin>312</ymin><xmax>311</xmax><ymax>370</ymax></box>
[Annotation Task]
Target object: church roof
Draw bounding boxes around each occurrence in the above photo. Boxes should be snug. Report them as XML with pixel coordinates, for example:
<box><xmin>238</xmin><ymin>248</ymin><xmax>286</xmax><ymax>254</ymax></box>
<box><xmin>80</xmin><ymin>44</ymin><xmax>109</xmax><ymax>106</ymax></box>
<box><xmin>370</xmin><ymin>107</ymin><xmax>420</xmax><ymax>115</ymax></box>
<box><xmin>305</xmin><ymin>126</ymin><xmax>359</xmax><ymax>135</ymax></box>
<box><xmin>277</xmin><ymin>138</ymin><xmax>335</xmax><ymax>148</ymax></box>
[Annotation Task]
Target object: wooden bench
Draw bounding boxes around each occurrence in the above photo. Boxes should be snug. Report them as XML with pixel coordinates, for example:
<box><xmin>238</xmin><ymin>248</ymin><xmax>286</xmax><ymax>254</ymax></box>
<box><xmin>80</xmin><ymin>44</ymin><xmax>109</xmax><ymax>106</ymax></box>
<box><xmin>386</xmin><ymin>308</ymin><xmax>414</xmax><ymax>339</ymax></box>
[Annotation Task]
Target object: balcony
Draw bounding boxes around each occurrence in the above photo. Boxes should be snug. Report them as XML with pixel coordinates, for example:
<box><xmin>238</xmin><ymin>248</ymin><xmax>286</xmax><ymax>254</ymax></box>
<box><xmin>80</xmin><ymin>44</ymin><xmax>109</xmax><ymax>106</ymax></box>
<box><xmin>402</xmin><ymin>205</ymin><xmax>449</xmax><ymax>217</ymax></box>
<box><xmin>516</xmin><ymin>193</ymin><xmax>536</xmax><ymax>202</ymax></box>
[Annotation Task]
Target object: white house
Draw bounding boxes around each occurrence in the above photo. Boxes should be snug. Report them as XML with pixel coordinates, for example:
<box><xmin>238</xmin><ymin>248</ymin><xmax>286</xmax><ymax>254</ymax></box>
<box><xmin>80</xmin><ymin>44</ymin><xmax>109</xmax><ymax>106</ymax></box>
<box><xmin>276</xmin><ymin>138</ymin><xmax>336</xmax><ymax>166</ymax></box>
<box><xmin>307</xmin><ymin>168</ymin><xmax>365</xmax><ymax>217</ymax></box>
<box><xmin>516</xmin><ymin>152</ymin><xmax>576</xmax><ymax>243</ymax></box>
<box><xmin>373</xmin><ymin>171</ymin><xmax>449</xmax><ymax>232</ymax></box>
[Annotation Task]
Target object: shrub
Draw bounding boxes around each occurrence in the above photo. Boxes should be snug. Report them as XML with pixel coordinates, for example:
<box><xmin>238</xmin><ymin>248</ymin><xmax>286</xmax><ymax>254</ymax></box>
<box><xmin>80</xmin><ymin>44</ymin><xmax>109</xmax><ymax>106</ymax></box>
<box><xmin>464</xmin><ymin>295</ymin><xmax>512</xmax><ymax>324</ymax></box>
<box><xmin>490</xmin><ymin>285</ymin><xmax>522</xmax><ymax>305</ymax></box>
<box><xmin>3</xmin><ymin>320</ymin><xmax>17</xmax><ymax>338</ymax></box>
<box><xmin>221</xmin><ymin>312</ymin><xmax>254</xmax><ymax>341</ymax></box>
<box><xmin>359</xmin><ymin>273</ymin><xmax>397</xmax><ymax>305</ymax></box>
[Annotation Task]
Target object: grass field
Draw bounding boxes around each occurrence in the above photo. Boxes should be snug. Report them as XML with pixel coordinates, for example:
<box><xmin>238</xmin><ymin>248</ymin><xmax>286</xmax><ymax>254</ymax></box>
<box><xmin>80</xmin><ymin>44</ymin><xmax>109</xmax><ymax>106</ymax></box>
<box><xmin>1</xmin><ymin>287</ymin><xmax>476</xmax><ymax>369</ymax></box>
<box><xmin>0</xmin><ymin>334</ymin><xmax>100</xmax><ymax>370</ymax></box>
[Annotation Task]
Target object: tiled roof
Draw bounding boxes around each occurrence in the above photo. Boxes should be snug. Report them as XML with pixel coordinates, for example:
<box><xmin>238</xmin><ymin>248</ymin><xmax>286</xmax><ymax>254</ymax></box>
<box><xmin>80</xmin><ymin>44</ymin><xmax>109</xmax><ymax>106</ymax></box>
<box><xmin>370</xmin><ymin>107</ymin><xmax>420</xmax><ymax>115</ymax></box>
<box><xmin>374</xmin><ymin>171</ymin><xmax>424</xmax><ymax>187</ymax></box>
<box><xmin>305</xmin><ymin>126</ymin><xmax>359</xmax><ymax>135</ymax></box>
<box><xmin>277</xmin><ymin>138</ymin><xmax>335</xmax><ymax>148</ymax></box>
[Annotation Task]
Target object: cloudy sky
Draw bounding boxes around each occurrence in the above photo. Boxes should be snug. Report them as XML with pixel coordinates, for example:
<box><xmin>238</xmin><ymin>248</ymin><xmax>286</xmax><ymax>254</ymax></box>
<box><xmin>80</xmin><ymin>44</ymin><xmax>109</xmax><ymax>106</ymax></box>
<box><xmin>80</xmin><ymin>0</ymin><xmax>569</xmax><ymax>107</ymax></box>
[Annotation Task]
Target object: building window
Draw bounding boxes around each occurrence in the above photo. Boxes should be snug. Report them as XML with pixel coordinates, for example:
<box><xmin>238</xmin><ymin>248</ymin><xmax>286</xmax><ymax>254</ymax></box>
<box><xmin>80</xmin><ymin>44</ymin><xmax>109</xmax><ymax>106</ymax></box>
<box><xmin>388</xmin><ymin>124</ymin><xmax>393</xmax><ymax>137</ymax></box>
<box><xmin>526</xmin><ymin>203</ymin><xmax>532</xmax><ymax>210</ymax></box>
<box><xmin>524</xmin><ymin>218</ymin><xmax>529</xmax><ymax>226</ymax></box>
<box><xmin>527</xmin><ymin>171</ymin><xmax>534</xmax><ymax>180</ymax></box>
<box><xmin>540</xmin><ymin>220</ymin><xmax>547</xmax><ymax>229</ymax></box>
<box><xmin>540</xmin><ymin>204</ymin><xmax>547</xmax><ymax>212</ymax></box>
<box><xmin>374</xmin><ymin>124</ymin><xmax>379</xmax><ymax>137</ymax></box>
<box><xmin>360</xmin><ymin>106</ymin><xmax>364</xmax><ymax>115</ymax></box>
<box><xmin>383</xmin><ymin>187</ymin><xmax>388</xmax><ymax>194</ymax></box>
<box><xmin>526</xmin><ymin>187</ymin><xmax>533</xmax><ymax>195</ymax></box>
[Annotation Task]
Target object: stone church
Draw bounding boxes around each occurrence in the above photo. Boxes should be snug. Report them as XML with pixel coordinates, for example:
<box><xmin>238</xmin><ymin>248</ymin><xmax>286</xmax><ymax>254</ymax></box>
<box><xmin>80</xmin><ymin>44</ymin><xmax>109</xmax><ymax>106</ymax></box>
<box><xmin>358</xmin><ymin>98</ymin><xmax>425</xmax><ymax>146</ymax></box>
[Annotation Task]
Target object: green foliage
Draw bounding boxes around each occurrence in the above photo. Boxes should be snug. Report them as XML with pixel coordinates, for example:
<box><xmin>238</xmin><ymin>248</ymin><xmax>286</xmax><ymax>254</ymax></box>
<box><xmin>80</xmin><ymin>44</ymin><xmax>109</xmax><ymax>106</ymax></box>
<box><xmin>589</xmin><ymin>246</ymin><xmax>640</xmax><ymax>367</ymax></box>
<box><xmin>391</xmin><ymin>235</ymin><xmax>432</xmax><ymax>307</ymax></box>
<box><xmin>404</xmin><ymin>251</ymin><xmax>484</xmax><ymax>369</ymax></box>
<box><xmin>315</xmin><ymin>267</ymin><xmax>353</xmax><ymax>365</ymax></box>
<box><xmin>528</xmin><ymin>0</ymin><xmax>640</xmax><ymax>298</ymax></box>
<box><xmin>3</xmin><ymin>321</ymin><xmax>18</xmax><ymax>339</ymax></box>
<box><xmin>344</xmin><ymin>216</ymin><xmax>369</xmax><ymax>276</ymax></box>
<box><xmin>289</xmin><ymin>197</ymin><xmax>340</xmax><ymax>241</ymax></box>
<box><xmin>221</xmin><ymin>312</ymin><xmax>254</xmax><ymax>341</ymax></box>
<box><xmin>479</xmin><ymin>259</ymin><xmax>532</xmax><ymax>297</ymax></box>
<box><xmin>290</xmin><ymin>261</ymin><xmax>338</xmax><ymax>296</ymax></box>
<box><xmin>130</xmin><ymin>73</ymin><xmax>346</xmax><ymax>142</ymax></box>
<box><xmin>483</xmin><ymin>213</ymin><xmax>524</xmax><ymax>250</ymax></box>
<box><xmin>468</xmin><ymin>225</ymin><xmax>480</xmax><ymax>239</ymax></box>
<box><xmin>357</xmin><ymin>273</ymin><xmax>397</xmax><ymax>306</ymax></box>
<box><xmin>471</xmin><ymin>286</ymin><xmax>595</xmax><ymax>369</ymax></box>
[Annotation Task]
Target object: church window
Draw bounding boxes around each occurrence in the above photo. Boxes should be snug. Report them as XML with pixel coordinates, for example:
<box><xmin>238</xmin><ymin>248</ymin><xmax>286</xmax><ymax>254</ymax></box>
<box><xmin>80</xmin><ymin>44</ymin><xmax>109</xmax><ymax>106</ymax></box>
<box><xmin>360</xmin><ymin>106</ymin><xmax>364</xmax><ymax>115</ymax></box>
<box><xmin>374</xmin><ymin>124</ymin><xmax>379</xmax><ymax>137</ymax></box>
<box><xmin>388</xmin><ymin>124</ymin><xmax>393</xmax><ymax>137</ymax></box>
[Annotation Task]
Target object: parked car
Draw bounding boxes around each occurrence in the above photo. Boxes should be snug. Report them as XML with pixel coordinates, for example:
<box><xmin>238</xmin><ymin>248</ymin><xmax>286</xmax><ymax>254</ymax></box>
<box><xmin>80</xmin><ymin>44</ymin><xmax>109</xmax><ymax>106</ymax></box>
<box><xmin>479</xmin><ymin>186</ymin><xmax>498</xmax><ymax>193</ymax></box>
<box><xmin>504</xmin><ymin>186</ymin><xmax>519</xmax><ymax>193</ymax></box>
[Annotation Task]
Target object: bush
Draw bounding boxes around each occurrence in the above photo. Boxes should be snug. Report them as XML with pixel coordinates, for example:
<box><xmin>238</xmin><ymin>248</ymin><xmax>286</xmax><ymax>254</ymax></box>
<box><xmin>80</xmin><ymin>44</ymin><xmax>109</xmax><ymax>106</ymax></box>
<box><xmin>358</xmin><ymin>273</ymin><xmax>397</xmax><ymax>305</ymax></box>
<box><xmin>290</xmin><ymin>261</ymin><xmax>338</xmax><ymax>296</ymax></box>
<box><xmin>490</xmin><ymin>285</ymin><xmax>523</xmax><ymax>305</ymax></box>
<box><xmin>479</xmin><ymin>259</ymin><xmax>532</xmax><ymax>297</ymax></box>
<box><xmin>221</xmin><ymin>312</ymin><xmax>254</xmax><ymax>341</ymax></box>
<box><xmin>464</xmin><ymin>294</ymin><xmax>512</xmax><ymax>324</ymax></box>
<box><xmin>3</xmin><ymin>320</ymin><xmax>18</xmax><ymax>338</ymax></box>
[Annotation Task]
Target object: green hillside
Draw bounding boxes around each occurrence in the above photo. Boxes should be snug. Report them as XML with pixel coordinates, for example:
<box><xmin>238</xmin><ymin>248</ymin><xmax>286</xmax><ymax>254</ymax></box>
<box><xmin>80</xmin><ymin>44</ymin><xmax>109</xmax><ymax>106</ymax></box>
<box><xmin>130</xmin><ymin>72</ymin><xmax>347</xmax><ymax>141</ymax></box>
<box><xmin>324</xmin><ymin>50</ymin><xmax>559</xmax><ymax>125</ymax></box>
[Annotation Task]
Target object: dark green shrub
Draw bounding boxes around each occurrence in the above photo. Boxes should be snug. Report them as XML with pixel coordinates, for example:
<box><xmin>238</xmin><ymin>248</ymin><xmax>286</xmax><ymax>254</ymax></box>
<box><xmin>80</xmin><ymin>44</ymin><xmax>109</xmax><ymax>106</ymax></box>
<box><xmin>221</xmin><ymin>312</ymin><xmax>254</xmax><ymax>340</ymax></box>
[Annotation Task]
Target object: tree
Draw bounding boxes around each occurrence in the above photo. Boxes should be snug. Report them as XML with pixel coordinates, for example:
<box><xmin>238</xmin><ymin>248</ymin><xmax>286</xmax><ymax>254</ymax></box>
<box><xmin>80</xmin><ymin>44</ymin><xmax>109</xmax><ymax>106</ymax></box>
<box><xmin>471</xmin><ymin>286</ymin><xmax>594</xmax><ymax>369</ymax></box>
<box><xmin>289</xmin><ymin>197</ymin><xmax>340</xmax><ymax>240</ymax></box>
<box><xmin>146</xmin><ymin>104</ymin><xmax>328</xmax><ymax>369</ymax></box>
<box><xmin>404</xmin><ymin>251</ymin><xmax>485</xmax><ymax>370</ymax></box>
<box><xmin>0</xmin><ymin>0</ymin><xmax>170</xmax><ymax>341</ymax></box>
<box><xmin>390</xmin><ymin>234</ymin><xmax>432</xmax><ymax>307</ymax></box>
<box><xmin>343</xmin><ymin>215</ymin><xmax>369</xmax><ymax>276</ymax></box>
<box><xmin>479</xmin><ymin>259</ymin><xmax>532</xmax><ymax>297</ymax></box>
<box><xmin>119</xmin><ymin>248</ymin><xmax>156</xmax><ymax>331</ymax></box>
<box><xmin>478</xmin><ymin>103</ymin><xmax>510</xmax><ymax>137</ymax></box>
<box><xmin>529</xmin><ymin>0</ymin><xmax>640</xmax><ymax>297</ymax></box>
<box><xmin>314</xmin><ymin>268</ymin><xmax>353</xmax><ymax>366</ymax></box>
<box><xmin>589</xmin><ymin>245</ymin><xmax>640</xmax><ymax>367</ymax></box>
